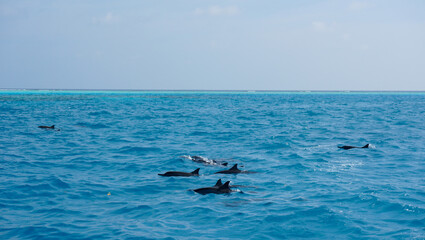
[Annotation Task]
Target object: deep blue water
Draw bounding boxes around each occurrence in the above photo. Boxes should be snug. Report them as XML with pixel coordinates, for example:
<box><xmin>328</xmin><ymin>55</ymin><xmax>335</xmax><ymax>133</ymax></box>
<box><xmin>1</xmin><ymin>90</ymin><xmax>425</xmax><ymax>239</ymax></box>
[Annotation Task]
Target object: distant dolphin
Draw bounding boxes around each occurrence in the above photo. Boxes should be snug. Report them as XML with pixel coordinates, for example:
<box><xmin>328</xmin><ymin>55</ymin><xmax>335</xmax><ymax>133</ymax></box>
<box><xmin>215</xmin><ymin>164</ymin><xmax>255</xmax><ymax>174</ymax></box>
<box><xmin>38</xmin><ymin>125</ymin><xmax>55</xmax><ymax>129</ymax></box>
<box><xmin>338</xmin><ymin>144</ymin><xmax>370</xmax><ymax>150</ymax></box>
<box><xmin>194</xmin><ymin>181</ymin><xmax>232</xmax><ymax>195</ymax></box>
<box><xmin>182</xmin><ymin>155</ymin><xmax>228</xmax><ymax>166</ymax></box>
<box><xmin>158</xmin><ymin>168</ymin><xmax>200</xmax><ymax>177</ymax></box>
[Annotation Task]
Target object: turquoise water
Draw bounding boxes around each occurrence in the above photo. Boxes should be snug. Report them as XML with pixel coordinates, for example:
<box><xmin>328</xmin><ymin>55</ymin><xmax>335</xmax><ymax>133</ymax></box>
<box><xmin>1</xmin><ymin>91</ymin><xmax>425</xmax><ymax>239</ymax></box>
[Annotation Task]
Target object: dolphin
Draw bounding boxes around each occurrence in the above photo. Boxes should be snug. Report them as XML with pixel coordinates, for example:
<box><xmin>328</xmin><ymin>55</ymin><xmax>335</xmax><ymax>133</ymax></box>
<box><xmin>215</xmin><ymin>164</ymin><xmax>250</xmax><ymax>174</ymax></box>
<box><xmin>213</xmin><ymin>178</ymin><xmax>255</xmax><ymax>189</ymax></box>
<box><xmin>215</xmin><ymin>164</ymin><xmax>257</xmax><ymax>174</ymax></box>
<box><xmin>158</xmin><ymin>168</ymin><xmax>200</xmax><ymax>177</ymax></box>
<box><xmin>38</xmin><ymin>125</ymin><xmax>55</xmax><ymax>129</ymax></box>
<box><xmin>215</xmin><ymin>164</ymin><xmax>241</xmax><ymax>174</ymax></box>
<box><xmin>194</xmin><ymin>181</ymin><xmax>232</xmax><ymax>195</ymax></box>
<box><xmin>338</xmin><ymin>144</ymin><xmax>370</xmax><ymax>150</ymax></box>
<box><xmin>182</xmin><ymin>155</ymin><xmax>228</xmax><ymax>166</ymax></box>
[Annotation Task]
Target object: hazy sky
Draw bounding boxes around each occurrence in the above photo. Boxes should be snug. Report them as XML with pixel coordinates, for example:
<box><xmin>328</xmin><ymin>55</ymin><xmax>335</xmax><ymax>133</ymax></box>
<box><xmin>1</xmin><ymin>0</ymin><xmax>424</xmax><ymax>90</ymax></box>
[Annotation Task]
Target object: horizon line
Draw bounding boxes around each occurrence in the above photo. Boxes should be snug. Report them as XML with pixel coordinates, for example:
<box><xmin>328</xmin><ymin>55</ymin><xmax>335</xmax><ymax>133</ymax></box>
<box><xmin>1</xmin><ymin>88</ymin><xmax>425</xmax><ymax>92</ymax></box>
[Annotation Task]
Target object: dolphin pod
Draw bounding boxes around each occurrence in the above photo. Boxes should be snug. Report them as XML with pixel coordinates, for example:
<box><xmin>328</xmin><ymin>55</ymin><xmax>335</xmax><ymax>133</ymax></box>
<box><xmin>338</xmin><ymin>144</ymin><xmax>370</xmax><ymax>150</ymax></box>
<box><xmin>159</xmin><ymin>143</ymin><xmax>371</xmax><ymax>195</ymax></box>
<box><xmin>158</xmin><ymin>168</ymin><xmax>200</xmax><ymax>177</ymax></box>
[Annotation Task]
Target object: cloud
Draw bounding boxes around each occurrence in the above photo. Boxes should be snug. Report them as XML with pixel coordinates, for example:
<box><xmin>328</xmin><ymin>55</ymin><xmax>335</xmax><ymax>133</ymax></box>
<box><xmin>194</xmin><ymin>6</ymin><xmax>240</xmax><ymax>16</ymax></box>
<box><xmin>349</xmin><ymin>1</ymin><xmax>371</xmax><ymax>11</ymax></box>
<box><xmin>92</xmin><ymin>13</ymin><xmax>119</xmax><ymax>24</ymax></box>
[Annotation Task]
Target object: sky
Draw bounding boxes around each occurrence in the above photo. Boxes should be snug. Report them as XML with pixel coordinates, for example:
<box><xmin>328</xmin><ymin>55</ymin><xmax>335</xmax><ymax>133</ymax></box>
<box><xmin>0</xmin><ymin>0</ymin><xmax>424</xmax><ymax>91</ymax></box>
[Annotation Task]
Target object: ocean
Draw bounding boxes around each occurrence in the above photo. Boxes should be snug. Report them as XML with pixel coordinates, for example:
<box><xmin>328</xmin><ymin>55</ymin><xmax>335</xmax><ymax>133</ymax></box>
<box><xmin>1</xmin><ymin>90</ymin><xmax>424</xmax><ymax>239</ymax></box>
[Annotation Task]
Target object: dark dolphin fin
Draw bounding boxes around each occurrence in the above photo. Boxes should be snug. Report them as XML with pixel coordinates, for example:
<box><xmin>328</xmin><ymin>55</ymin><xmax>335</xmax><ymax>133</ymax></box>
<box><xmin>218</xmin><ymin>181</ymin><xmax>231</xmax><ymax>190</ymax></box>
<box><xmin>51</xmin><ymin>125</ymin><xmax>55</xmax><ymax>128</ymax></box>
<box><xmin>222</xmin><ymin>162</ymin><xmax>228</xmax><ymax>166</ymax></box>
<box><xmin>338</xmin><ymin>145</ymin><xmax>351</xmax><ymax>149</ymax></box>
<box><xmin>191</xmin><ymin>168</ymin><xmax>200</xmax><ymax>175</ymax></box>
<box><xmin>214</xmin><ymin>179</ymin><xmax>223</xmax><ymax>187</ymax></box>
<box><xmin>362</xmin><ymin>144</ymin><xmax>370</xmax><ymax>148</ymax></box>
<box><xmin>229</xmin><ymin>164</ymin><xmax>239</xmax><ymax>171</ymax></box>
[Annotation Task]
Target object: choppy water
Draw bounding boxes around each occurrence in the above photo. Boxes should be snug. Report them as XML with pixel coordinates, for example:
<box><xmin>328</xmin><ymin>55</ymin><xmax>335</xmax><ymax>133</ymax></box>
<box><xmin>1</xmin><ymin>90</ymin><xmax>425</xmax><ymax>239</ymax></box>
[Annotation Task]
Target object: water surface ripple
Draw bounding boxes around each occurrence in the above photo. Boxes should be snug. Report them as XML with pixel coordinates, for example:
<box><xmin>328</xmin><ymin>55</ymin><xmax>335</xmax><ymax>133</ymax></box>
<box><xmin>1</xmin><ymin>91</ymin><xmax>425</xmax><ymax>239</ymax></box>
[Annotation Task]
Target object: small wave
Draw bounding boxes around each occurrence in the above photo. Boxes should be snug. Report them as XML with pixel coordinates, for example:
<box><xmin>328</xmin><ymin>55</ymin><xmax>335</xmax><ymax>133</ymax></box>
<box><xmin>15</xmin><ymin>183</ymin><xmax>55</xmax><ymax>192</ymax></box>
<box><xmin>190</xmin><ymin>131</ymin><xmax>209</xmax><ymax>136</ymax></box>
<box><xmin>135</xmin><ymin>115</ymin><xmax>155</xmax><ymax>120</ymax></box>
<box><xmin>75</xmin><ymin>122</ymin><xmax>109</xmax><ymax>129</ymax></box>
<box><xmin>337</xmin><ymin>194</ymin><xmax>425</xmax><ymax>215</ymax></box>
<box><xmin>1</xmin><ymin>226</ymin><xmax>81</xmax><ymax>239</ymax></box>
<box><xmin>106</xmin><ymin>137</ymin><xmax>132</xmax><ymax>143</ymax></box>
<box><xmin>33</xmin><ymin>208</ymin><xmax>81</xmax><ymax>217</ymax></box>
<box><xmin>180</xmin><ymin>206</ymin><xmax>219</xmax><ymax>217</ymax></box>
<box><xmin>122</xmin><ymin>185</ymin><xmax>163</xmax><ymax>195</ymax></box>
<box><xmin>48</xmin><ymin>176</ymin><xmax>71</xmax><ymax>189</ymax></box>
<box><xmin>258</xmin><ymin>142</ymin><xmax>291</xmax><ymax>150</ymax></box>
<box><xmin>305</xmin><ymin>110</ymin><xmax>324</xmax><ymax>116</ymax></box>
<box><xmin>88</xmin><ymin>110</ymin><xmax>113</xmax><ymax>116</ymax></box>
<box><xmin>384</xmin><ymin>217</ymin><xmax>425</xmax><ymax>228</ymax></box>
<box><xmin>111</xmin><ymin>204</ymin><xmax>153</xmax><ymax>215</ymax></box>
<box><xmin>117</xmin><ymin>146</ymin><xmax>161</xmax><ymax>154</ymax></box>
<box><xmin>0</xmin><ymin>203</ymin><xmax>33</xmax><ymax>211</ymax></box>
<box><xmin>285</xmin><ymin>163</ymin><xmax>308</xmax><ymax>170</ymax></box>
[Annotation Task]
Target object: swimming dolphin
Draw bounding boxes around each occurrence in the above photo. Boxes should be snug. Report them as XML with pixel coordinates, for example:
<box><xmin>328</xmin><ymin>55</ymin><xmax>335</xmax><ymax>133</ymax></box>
<box><xmin>194</xmin><ymin>181</ymin><xmax>232</xmax><ymax>195</ymax></box>
<box><xmin>215</xmin><ymin>164</ymin><xmax>244</xmax><ymax>174</ymax></box>
<box><xmin>38</xmin><ymin>125</ymin><xmax>55</xmax><ymax>129</ymax></box>
<box><xmin>158</xmin><ymin>168</ymin><xmax>200</xmax><ymax>177</ymax></box>
<box><xmin>182</xmin><ymin>155</ymin><xmax>228</xmax><ymax>166</ymax></box>
<box><xmin>338</xmin><ymin>144</ymin><xmax>370</xmax><ymax>150</ymax></box>
<box><xmin>213</xmin><ymin>178</ymin><xmax>254</xmax><ymax>189</ymax></box>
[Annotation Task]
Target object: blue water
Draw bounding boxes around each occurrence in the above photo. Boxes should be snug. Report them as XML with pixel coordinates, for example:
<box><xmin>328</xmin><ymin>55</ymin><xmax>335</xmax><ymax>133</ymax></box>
<box><xmin>1</xmin><ymin>90</ymin><xmax>425</xmax><ymax>239</ymax></box>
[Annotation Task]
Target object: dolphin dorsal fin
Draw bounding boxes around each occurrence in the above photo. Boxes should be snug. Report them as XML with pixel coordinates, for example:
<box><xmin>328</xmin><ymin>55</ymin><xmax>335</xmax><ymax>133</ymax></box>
<box><xmin>192</xmin><ymin>168</ymin><xmax>200</xmax><ymax>174</ymax></box>
<box><xmin>362</xmin><ymin>144</ymin><xmax>369</xmax><ymax>148</ymax></box>
<box><xmin>230</xmin><ymin>164</ymin><xmax>238</xmax><ymax>171</ymax></box>
<box><xmin>214</xmin><ymin>179</ymin><xmax>223</xmax><ymax>187</ymax></box>
<box><xmin>51</xmin><ymin>125</ymin><xmax>55</xmax><ymax>128</ymax></box>
<box><xmin>219</xmin><ymin>181</ymin><xmax>230</xmax><ymax>190</ymax></box>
